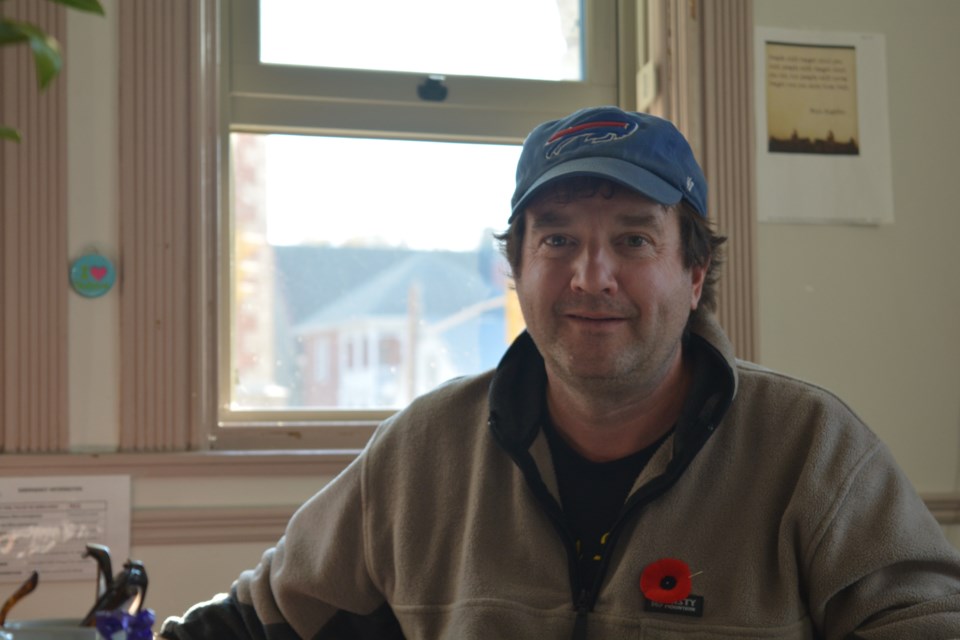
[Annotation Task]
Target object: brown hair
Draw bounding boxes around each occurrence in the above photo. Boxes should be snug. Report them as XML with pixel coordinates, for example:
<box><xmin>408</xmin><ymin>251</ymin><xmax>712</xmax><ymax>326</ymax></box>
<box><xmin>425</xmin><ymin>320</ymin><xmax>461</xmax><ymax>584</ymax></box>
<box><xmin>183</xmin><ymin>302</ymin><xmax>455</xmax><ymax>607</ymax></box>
<box><xmin>495</xmin><ymin>177</ymin><xmax>726</xmax><ymax>312</ymax></box>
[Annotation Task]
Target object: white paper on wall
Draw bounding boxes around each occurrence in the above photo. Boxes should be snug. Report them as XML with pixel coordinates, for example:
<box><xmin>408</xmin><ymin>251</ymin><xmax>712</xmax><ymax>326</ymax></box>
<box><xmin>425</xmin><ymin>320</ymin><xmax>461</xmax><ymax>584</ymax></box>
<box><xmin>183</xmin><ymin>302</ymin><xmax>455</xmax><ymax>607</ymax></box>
<box><xmin>0</xmin><ymin>476</ymin><xmax>131</xmax><ymax>584</ymax></box>
<box><xmin>754</xmin><ymin>27</ymin><xmax>894</xmax><ymax>225</ymax></box>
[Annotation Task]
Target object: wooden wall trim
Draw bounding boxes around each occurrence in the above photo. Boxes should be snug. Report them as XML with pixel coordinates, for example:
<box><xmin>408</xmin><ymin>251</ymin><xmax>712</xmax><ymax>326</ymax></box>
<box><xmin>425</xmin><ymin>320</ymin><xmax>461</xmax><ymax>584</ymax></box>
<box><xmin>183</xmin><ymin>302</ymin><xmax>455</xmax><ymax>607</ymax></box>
<box><xmin>0</xmin><ymin>0</ymin><xmax>70</xmax><ymax>453</ymax></box>
<box><xmin>701</xmin><ymin>0</ymin><xmax>759</xmax><ymax>361</ymax></box>
<box><xmin>133</xmin><ymin>493</ymin><xmax>960</xmax><ymax>546</ymax></box>
<box><xmin>1</xmin><ymin>452</ymin><xmax>956</xmax><ymax>545</ymax></box>
<box><xmin>0</xmin><ymin>450</ymin><xmax>357</xmax><ymax>478</ymax></box>
<box><xmin>922</xmin><ymin>494</ymin><xmax>960</xmax><ymax>526</ymax></box>
<box><xmin>646</xmin><ymin>0</ymin><xmax>758</xmax><ymax>361</ymax></box>
<box><xmin>117</xmin><ymin>1</ymin><xmax>197</xmax><ymax>451</ymax></box>
<box><xmin>133</xmin><ymin>506</ymin><xmax>295</xmax><ymax>546</ymax></box>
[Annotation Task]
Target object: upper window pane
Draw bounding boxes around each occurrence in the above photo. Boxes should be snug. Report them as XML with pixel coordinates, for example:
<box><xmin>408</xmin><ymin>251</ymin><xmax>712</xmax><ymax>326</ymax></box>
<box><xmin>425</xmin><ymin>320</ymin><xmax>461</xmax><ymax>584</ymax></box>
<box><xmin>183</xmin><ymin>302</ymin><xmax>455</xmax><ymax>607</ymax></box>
<box><xmin>259</xmin><ymin>0</ymin><xmax>583</xmax><ymax>81</ymax></box>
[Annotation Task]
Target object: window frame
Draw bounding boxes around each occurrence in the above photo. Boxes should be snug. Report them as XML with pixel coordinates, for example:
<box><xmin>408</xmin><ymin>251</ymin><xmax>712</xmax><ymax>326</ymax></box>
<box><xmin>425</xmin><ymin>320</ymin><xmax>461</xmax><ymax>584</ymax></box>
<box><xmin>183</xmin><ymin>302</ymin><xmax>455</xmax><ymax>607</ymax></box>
<box><xmin>211</xmin><ymin>0</ymin><xmax>625</xmax><ymax>450</ymax></box>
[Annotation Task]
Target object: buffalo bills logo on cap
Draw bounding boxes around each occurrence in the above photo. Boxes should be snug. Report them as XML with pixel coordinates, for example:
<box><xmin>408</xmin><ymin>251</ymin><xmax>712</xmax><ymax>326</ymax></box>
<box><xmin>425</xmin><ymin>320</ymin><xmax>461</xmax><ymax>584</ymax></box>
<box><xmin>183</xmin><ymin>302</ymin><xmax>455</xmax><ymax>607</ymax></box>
<box><xmin>544</xmin><ymin>119</ymin><xmax>639</xmax><ymax>160</ymax></box>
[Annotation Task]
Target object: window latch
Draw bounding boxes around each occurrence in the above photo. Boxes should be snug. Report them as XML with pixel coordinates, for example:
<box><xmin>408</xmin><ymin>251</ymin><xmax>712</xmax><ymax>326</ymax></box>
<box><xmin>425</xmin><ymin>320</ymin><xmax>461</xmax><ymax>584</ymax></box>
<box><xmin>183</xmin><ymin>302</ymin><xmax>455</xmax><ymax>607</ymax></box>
<box><xmin>417</xmin><ymin>75</ymin><xmax>448</xmax><ymax>102</ymax></box>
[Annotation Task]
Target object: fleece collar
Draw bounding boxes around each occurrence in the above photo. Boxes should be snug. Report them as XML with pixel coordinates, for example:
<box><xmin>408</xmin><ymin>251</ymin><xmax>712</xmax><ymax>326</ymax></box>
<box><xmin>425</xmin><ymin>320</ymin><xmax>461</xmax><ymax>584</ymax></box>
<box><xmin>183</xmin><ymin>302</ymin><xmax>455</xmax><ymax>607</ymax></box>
<box><xmin>486</xmin><ymin>311</ymin><xmax>737</xmax><ymax>459</ymax></box>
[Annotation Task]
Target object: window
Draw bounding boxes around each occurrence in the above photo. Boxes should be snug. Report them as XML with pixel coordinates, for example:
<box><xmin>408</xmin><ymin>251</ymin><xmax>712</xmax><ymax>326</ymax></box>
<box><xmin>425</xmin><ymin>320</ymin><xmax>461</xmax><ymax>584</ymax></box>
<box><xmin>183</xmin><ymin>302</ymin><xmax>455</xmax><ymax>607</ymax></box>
<box><xmin>214</xmin><ymin>0</ymin><xmax>621</xmax><ymax>449</ymax></box>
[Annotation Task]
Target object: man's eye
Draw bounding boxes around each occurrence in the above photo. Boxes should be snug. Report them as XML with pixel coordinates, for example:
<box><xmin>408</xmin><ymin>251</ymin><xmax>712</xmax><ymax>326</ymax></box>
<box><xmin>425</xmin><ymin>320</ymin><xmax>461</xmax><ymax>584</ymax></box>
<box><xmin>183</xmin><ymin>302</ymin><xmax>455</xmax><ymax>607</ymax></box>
<box><xmin>544</xmin><ymin>235</ymin><xmax>569</xmax><ymax>247</ymax></box>
<box><xmin>625</xmin><ymin>235</ymin><xmax>648</xmax><ymax>247</ymax></box>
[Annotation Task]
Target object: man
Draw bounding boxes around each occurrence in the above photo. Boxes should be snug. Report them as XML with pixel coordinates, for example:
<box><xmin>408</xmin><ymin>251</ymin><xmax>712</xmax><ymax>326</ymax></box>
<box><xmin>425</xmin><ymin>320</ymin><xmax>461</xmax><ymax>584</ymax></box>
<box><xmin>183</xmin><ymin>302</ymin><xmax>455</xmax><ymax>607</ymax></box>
<box><xmin>161</xmin><ymin>106</ymin><xmax>960</xmax><ymax>639</ymax></box>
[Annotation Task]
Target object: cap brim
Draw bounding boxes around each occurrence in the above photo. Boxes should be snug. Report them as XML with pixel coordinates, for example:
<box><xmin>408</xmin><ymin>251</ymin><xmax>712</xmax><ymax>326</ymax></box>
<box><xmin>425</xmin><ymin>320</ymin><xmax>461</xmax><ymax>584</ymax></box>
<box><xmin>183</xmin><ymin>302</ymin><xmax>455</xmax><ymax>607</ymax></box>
<box><xmin>509</xmin><ymin>157</ymin><xmax>683</xmax><ymax>222</ymax></box>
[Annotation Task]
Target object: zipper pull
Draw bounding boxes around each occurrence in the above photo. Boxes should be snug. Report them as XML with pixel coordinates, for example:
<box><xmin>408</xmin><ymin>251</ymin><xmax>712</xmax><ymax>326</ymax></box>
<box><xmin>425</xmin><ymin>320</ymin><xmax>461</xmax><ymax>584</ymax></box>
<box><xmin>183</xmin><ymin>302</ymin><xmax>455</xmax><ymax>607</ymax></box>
<box><xmin>571</xmin><ymin>589</ymin><xmax>590</xmax><ymax>640</ymax></box>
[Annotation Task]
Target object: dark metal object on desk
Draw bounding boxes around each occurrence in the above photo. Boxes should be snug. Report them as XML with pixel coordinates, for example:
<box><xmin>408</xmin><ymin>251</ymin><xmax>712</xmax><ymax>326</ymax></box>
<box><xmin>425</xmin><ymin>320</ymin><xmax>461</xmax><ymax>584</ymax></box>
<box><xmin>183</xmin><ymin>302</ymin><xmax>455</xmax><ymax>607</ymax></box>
<box><xmin>0</xmin><ymin>570</ymin><xmax>39</xmax><ymax>626</ymax></box>
<box><xmin>83</xmin><ymin>543</ymin><xmax>114</xmax><ymax>599</ymax></box>
<box><xmin>79</xmin><ymin>559</ymin><xmax>148</xmax><ymax>627</ymax></box>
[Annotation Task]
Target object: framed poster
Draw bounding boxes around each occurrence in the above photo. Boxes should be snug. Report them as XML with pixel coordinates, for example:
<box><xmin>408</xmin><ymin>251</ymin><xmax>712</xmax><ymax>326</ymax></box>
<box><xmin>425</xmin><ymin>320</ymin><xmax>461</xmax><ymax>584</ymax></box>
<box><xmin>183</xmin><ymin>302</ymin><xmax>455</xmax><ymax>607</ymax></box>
<box><xmin>754</xmin><ymin>27</ymin><xmax>894</xmax><ymax>224</ymax></box>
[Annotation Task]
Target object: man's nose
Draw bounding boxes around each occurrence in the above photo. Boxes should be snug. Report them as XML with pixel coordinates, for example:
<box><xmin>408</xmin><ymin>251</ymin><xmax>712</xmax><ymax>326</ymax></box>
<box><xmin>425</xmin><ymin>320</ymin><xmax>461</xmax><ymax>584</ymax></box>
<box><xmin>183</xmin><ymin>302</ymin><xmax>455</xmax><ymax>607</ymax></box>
<box><xmin>571</xmin><ymin>246</ymin><xmax>618</xmax><ymax>294</ymax></box>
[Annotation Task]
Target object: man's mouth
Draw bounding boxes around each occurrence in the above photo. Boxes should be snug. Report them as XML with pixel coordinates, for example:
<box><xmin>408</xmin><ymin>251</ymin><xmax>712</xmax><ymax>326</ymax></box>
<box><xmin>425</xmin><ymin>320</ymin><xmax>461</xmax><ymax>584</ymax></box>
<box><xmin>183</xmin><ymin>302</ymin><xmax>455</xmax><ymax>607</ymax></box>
<box><xmin>566</xmin><ymin>312</ymin><xmax>626</xmax><ymax>323</ymax></box>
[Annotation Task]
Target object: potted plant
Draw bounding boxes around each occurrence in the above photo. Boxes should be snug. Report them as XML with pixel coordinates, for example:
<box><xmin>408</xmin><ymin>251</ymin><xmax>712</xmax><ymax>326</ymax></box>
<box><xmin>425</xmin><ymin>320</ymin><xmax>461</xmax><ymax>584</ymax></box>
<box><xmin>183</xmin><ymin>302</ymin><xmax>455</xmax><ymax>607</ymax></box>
<box><xmin>0</xmin><ymin>0</ymin><xmax>104</xmax><ymax>141</ymax></box>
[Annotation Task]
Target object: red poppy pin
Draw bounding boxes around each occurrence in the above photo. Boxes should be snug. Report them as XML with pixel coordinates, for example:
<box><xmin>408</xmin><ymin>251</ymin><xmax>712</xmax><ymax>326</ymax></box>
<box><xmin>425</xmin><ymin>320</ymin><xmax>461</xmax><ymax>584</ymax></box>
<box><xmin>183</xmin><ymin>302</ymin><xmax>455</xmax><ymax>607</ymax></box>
<box><xmin>640</xmin><ymin>558</ymin><xmax>693</xmax><ymax>604</ymax></box>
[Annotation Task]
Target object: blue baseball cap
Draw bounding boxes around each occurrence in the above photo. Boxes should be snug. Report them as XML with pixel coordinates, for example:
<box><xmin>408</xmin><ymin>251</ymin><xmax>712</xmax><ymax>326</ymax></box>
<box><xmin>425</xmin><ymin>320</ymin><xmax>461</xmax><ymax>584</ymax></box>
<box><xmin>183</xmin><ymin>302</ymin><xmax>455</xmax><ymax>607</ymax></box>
<box><xmin>509</xmin><ymin>106</ymin><xmax>707</xmax><ymax>222</ymax></box>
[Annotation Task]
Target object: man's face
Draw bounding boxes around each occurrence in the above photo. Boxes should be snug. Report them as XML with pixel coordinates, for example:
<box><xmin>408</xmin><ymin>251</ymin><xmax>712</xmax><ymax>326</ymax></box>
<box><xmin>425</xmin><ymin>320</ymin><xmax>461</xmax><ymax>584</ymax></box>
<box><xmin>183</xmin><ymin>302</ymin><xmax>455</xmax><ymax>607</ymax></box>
<box><xmin>514</xmin><ymin>187</ymin><xmax>706</xmax><ymax>395</ymax></box>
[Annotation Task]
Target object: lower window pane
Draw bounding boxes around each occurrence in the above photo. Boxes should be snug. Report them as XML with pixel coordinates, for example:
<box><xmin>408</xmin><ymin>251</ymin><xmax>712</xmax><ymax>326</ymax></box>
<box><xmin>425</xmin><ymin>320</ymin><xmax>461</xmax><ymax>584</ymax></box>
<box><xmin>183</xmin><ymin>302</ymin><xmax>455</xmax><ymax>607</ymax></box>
<box><xmin>230</xmin><ymin>133</ymin><xmax>522</xmax><ymax>411</ymax></box>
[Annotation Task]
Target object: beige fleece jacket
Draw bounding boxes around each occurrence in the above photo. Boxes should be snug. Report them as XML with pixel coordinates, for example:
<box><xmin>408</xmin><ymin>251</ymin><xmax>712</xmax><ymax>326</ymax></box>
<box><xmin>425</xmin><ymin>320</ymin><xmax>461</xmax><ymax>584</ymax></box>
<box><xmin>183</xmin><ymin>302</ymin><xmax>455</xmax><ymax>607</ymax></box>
<box><xmin>162</xmin><ymin>313</ymin><xmax>960</xmax><ymax>639</ymax></box>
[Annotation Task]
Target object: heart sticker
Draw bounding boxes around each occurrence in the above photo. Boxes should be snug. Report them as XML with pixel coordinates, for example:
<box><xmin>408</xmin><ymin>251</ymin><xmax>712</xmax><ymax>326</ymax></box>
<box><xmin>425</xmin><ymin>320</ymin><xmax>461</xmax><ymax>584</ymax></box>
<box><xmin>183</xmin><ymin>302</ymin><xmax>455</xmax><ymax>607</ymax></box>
<box><xmin>70</xmin><ymin>254</ymin><xmax>116</xmax><ymax>298</ymax></box>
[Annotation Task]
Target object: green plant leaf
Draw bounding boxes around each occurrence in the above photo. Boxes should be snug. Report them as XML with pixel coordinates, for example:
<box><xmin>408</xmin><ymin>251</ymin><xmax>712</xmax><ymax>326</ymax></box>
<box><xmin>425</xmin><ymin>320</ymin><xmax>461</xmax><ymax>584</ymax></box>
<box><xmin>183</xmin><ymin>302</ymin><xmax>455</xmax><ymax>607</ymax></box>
<box><xmin>0</xmin><ymin>0</ymin><xmax>103</xmax><ymax>143</ymax></box>
<box><xmin>0</xmin><ymin>21</ymin><xmax>63</xmax><ymax>88</ymax></box>
<box><xmin>47</xmin><ymin>0</ymin><xmax>105</xmax><ymax>16</ymax></box>
<box><xmin>28</xmin><ymin>35</ymin><xmax>62</xmax><ymax>88</ymax></box>
<box><xmin>23</xmin><ymin>24</ymin><xmax>61</xmax><ymax>88</ymax></box>
<box><xmin>0</xmin><ymin>20</ymin><xmax>30</xmax><ymax>46</ymax></box>
<box><xmin>0</xmin><ymin>126</ymin><xmax>23</xmax><ymax>143</ymax></box>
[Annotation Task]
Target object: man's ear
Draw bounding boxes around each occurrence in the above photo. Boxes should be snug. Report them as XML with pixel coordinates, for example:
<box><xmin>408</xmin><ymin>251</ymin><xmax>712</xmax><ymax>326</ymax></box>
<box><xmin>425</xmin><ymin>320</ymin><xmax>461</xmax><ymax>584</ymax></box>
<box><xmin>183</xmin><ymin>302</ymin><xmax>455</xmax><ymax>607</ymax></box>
<box><xmin>689</xmin><ymin>259</ymin><xmax>709</xmax><ymax>310</ymax></box>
